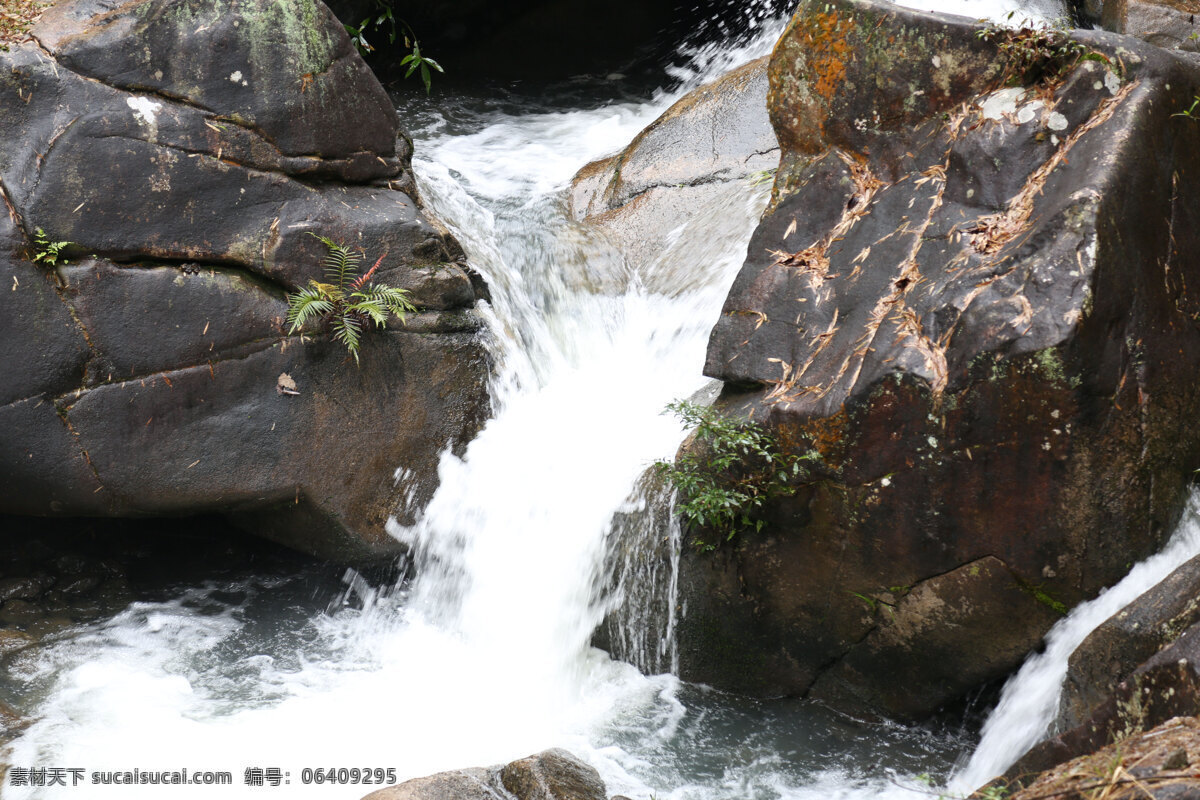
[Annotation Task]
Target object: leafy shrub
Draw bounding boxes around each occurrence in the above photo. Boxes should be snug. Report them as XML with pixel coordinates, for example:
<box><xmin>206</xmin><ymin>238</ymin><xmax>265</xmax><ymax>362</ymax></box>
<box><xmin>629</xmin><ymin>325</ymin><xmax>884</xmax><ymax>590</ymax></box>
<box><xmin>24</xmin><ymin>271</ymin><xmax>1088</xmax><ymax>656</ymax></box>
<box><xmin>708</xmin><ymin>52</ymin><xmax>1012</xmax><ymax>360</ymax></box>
<box><xmin>655</xmin><ymin>400</ymin><xmax>816</xmax><ymax>550</ymax></box>
<box><xmin>344</xmin><ymin>0</ymin><xmax>443</xmax><ymax>93</ymax></box>
<box><xmin>285</xmin><ymin>233</ymin><xmax>416</xmax><ymax>364</ymax></box>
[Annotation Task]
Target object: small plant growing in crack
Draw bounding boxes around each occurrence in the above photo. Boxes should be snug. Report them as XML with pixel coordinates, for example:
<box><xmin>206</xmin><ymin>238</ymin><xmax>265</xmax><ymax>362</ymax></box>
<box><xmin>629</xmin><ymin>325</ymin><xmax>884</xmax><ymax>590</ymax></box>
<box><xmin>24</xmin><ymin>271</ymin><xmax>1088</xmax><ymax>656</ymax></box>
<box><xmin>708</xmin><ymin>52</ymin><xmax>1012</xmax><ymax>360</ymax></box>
<box><xmin>655</xmin><ymin>400</ymin><xmax>819</xmax><ymax>551</ymax></box>
<box><xmin>285</xmin><ymin>233</ymin><xmax>416</xmax><ymax>365</ymax></box>
<box><xmin>31</xmin><ymin>228</ymin><xmax>74</xmax><ymax>266</ymax></box>
<box><xmin>1174</xmin><ymin>96</ymin><xmax>1200</xmax><ymax>120</ymax></box>
<box><xmin>977</xmin><ymin>13</ymin><xmax>1111</xmax><ymax>87</ymax></box>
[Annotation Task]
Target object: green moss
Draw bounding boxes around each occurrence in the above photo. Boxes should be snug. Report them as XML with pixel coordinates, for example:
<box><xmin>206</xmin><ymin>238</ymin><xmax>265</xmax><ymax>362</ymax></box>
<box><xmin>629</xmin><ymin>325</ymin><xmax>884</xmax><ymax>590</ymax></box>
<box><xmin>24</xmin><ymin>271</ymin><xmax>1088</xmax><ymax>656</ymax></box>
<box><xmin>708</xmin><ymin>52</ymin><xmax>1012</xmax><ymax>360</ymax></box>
<box><xmin>238</xmin><ymin>0</ymin><xmax>335</xmax><ymax>81</ymax></box>
<box><xmin>1014</xmin><ymin>577</ymin><xmax>1069</xmax><ymax>615</ymax></box>
<box><xmin>1033</xmin><ymin>347</ymin><xmax>1081</xmax><ymax>388</ymax></box>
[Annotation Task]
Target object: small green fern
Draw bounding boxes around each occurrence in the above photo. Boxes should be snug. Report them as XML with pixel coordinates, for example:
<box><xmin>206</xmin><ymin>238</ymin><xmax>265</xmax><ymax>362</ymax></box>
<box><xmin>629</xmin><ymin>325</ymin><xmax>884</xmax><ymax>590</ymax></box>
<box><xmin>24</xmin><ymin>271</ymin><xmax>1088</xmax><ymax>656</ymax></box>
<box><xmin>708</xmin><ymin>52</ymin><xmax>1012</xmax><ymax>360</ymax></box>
<box><xmin>32</xmin><ymin>228</ymin><xmax>73</xmax><ymax>266</ymax></box>
<box><xmin>286</xmin><ymin>233</ymin><xmax>416</xmax><ymax>364</ymax></box>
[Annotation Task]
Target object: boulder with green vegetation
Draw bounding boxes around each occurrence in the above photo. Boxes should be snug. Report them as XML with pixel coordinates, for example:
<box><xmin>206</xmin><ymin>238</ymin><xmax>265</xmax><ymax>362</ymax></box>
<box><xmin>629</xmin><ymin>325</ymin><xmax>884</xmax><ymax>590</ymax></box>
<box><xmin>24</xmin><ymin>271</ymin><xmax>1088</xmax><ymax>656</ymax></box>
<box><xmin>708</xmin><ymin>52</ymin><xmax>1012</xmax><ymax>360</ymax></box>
<box><xmin>670</xmin><ymin>0</ymin><xmax>1200</xmax><ymax>720</ymax></box>
<box><xmin>0</xmin><ymin>0</ymin><xmax>490</xmax><ymax>561</ymax></box>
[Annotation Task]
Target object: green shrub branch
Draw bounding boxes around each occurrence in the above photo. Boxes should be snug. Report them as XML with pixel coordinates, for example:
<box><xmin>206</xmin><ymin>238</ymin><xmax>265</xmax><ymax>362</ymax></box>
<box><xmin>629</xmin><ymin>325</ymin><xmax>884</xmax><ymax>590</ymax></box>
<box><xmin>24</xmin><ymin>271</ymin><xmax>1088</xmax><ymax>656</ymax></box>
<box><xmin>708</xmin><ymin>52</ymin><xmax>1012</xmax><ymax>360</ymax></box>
<box><xmin>655</xmin><ymin>400</ymin><xmax>818</xmax><ymax>551</ymax></box>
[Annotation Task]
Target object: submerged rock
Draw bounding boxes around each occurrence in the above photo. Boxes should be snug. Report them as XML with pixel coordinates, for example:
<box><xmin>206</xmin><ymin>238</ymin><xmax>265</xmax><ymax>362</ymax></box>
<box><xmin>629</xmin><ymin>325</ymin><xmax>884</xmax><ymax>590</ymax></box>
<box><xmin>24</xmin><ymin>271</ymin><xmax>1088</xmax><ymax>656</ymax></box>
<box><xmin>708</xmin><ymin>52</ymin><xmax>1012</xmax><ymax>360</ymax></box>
<box><xmin>670</xmin><ymin>0</ymin><xmax>1200</xmax><ymax>720</ymax></box>
<box><xmin>0</xmin><ymin>0</ymin><xmax>491</xmax><ymax>561</ymax></box>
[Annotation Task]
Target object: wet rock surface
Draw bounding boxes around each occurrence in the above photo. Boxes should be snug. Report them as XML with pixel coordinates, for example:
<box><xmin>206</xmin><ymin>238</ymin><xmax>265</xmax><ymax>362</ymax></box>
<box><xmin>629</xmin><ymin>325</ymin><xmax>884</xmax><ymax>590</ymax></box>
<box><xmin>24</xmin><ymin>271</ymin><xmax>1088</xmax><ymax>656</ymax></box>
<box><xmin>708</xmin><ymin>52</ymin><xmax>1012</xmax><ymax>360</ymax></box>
<box><xmin>500</xmin><ymin>749</ymin><xmax>607</xmax><ymax>800</ymax></box>
<box><xmin>0</xmin><ymin>0</ymin><xmax>492</xmax><ymax>560</ymax></box>
<box><xmin>1058</xmin><ymin>554</ymin><xmax>1200</xmax><ymax>732</ymax></box>
<box><xmin>1077</xmin><ymin>0</ymin><xmax>1200</xmax><ymax>55</ymax></box>
<box><xmin>361</xmin><ymin>750</ymin><xmax>606</xmax><ymax>800</ymax></box>
<box><xmin>670</xmin><ymin>0</ymin><xmax>1200</xmax><ymax>720</ymax></box>
<box><xmin>569</xmin><ymin>56</ymin><xmax>778</xmax><ymax>271</ymax></box>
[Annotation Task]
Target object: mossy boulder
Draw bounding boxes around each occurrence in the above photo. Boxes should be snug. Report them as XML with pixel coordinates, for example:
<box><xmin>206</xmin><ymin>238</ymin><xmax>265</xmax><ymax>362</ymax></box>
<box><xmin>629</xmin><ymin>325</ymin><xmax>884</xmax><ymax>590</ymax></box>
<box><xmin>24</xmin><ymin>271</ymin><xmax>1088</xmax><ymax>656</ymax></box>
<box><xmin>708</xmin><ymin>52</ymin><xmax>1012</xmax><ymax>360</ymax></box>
<box><xmin>0</xmin><ymin>0</ymin><xmax>490</xmax><ymax>561</ymax></box>
<box><xmin>672</xmin><ymin>0</ymin><xmax>1200</xmax><ymax>720</ymax></box>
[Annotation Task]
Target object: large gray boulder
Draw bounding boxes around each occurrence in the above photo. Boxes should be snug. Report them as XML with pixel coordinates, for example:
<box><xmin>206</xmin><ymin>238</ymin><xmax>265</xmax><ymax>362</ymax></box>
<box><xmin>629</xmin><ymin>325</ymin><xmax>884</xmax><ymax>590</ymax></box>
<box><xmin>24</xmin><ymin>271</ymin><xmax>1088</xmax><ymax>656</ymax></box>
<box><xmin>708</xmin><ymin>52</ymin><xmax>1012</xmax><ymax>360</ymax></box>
<box><xmin>0</xmin><ymin>0</ymin><xmax>491</xmax><ymax>561</ymax></box>
<box><xmin>568</xmin><ymin>56</ymin><xmax>778</xmax><ymax>272</ymax></box>
<box><xmin>664</xmin><ymin>0</ymin><xmax>1200</xmax><ymax>720</ymax></box>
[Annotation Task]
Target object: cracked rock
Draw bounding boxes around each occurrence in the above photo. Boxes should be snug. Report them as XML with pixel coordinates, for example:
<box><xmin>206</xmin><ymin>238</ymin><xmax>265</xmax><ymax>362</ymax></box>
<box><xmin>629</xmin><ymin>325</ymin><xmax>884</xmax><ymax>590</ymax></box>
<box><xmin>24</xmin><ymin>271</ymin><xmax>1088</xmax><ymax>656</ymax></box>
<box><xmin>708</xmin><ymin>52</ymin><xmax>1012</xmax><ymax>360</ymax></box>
<box><xmin>667</xmin><ymin>0</ymin><xmax>1200</xmax><ymax>720</ymax></box>
<box><xmin>0</xmin><ymin>0</ymin><xmax>491</xmax><ymax>561</ymax></box>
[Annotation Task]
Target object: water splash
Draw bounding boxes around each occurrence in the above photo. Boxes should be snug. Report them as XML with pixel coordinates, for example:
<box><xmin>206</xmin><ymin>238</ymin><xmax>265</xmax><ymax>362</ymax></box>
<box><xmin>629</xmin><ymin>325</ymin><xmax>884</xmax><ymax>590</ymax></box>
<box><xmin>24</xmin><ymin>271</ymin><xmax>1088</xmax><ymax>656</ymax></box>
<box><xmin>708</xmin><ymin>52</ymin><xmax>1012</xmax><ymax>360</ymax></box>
<box><xmin>595</xmin><ymin>471</ymin><xmax>684</xmax><ymax>677</ymax></box>
<box><xmin>4</xmin><ymin>9</ymin><xmax>789</xmax><ymax>797</ymax></box>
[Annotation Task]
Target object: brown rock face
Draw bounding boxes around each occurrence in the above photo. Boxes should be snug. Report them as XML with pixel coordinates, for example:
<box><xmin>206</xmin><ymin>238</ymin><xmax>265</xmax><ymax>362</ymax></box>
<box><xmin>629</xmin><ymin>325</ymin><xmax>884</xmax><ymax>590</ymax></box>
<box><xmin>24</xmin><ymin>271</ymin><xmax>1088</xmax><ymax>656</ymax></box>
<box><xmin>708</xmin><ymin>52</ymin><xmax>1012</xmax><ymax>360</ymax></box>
<box><xmin>0</xmin><ymin>0</ymin><xmax>491</xmax><ymax>561</ymax></box>
<box><xmin>671</xmin><ymin>0</ymin><xmax>1200</xmax><ymax>720</ymax></box>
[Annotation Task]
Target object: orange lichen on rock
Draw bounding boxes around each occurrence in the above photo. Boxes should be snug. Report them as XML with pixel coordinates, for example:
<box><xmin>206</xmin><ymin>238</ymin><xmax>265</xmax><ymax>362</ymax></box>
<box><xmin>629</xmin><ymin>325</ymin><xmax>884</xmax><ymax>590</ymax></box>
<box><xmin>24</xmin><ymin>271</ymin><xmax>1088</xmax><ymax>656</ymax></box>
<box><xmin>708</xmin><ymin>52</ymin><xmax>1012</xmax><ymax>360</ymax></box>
<box><xmin>798</xmin><ymin>8</ymin><xmax>857</xmax><ymax>107</ymax></box>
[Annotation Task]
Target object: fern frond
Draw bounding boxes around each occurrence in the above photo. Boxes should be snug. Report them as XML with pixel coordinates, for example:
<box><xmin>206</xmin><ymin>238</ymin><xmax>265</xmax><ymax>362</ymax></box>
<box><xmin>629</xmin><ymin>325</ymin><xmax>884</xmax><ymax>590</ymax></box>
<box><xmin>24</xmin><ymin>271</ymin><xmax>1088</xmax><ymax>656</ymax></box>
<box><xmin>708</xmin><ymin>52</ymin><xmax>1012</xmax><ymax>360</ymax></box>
<box><xmin>350</xmin><ymin>252</ymin><xmax>387</xmax><ymax>291</ymax></box>
<box><xmin>32</xmin><ymin>228</ymin><xmax>74</xmax><ymax>266</ymax></box>
<box><xmin>309</xmin><ymin>231</ymin><xmax>361</xmax><ymax>289</ymax></box>
<box><xmin>285</xmin><ymin>286</ymin><xmax>334</xmax><ymax>332</ymax></box>
<box><xmin>347</xmin><ymin>298</ymin><xmax>390</xmax><ymax>327</ymax></box>
<box><xmin>331</xmin><ymin>312</ymin><xmax>363</xmax><ymax>363</ymax></box>
<box><xmin>357</xmin><ymin>285</ymin><xmax>416</xmax><ymax>321</ymax></box>
<box><xmin>308</xmin><ymin>232</ymin><xmax>340</xmax><ymax>251</ymax></box>
<box><xmin>310</xmin><ymin>281</ymin><xmax>344</xmax><ymax>302</ymax></box>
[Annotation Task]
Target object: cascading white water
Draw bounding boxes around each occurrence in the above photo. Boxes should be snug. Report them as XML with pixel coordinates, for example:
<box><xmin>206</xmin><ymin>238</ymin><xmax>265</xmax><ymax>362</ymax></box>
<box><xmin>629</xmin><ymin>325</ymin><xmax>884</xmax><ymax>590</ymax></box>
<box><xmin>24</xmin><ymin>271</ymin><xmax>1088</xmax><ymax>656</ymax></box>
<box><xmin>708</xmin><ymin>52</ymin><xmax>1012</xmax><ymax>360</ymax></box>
<box><xmin>13</xmin><ymin>1</ymin><xmax>1177</xmax><ymax>798</ymax></box>
<box><xmin>951</xmin><ymin>495</ymin><xmax>1200</xmax><ymax>791</ymax></box>
<box><xmin>5</xmin><ymin>14</ymin><xmax>801</xmax><ymax>800</ymax></box>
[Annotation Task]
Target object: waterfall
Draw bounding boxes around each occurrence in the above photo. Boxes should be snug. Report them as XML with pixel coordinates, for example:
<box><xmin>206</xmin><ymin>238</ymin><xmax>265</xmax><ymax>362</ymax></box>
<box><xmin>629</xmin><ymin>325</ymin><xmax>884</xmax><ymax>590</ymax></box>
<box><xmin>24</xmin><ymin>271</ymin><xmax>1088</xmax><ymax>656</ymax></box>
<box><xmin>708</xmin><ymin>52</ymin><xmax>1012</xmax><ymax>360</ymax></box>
<box><xmin>4</xmin><ymin>11</ymin><xmax>787</xmax><ymax>799</ymax></box>
<box><xmin>951</xmin><ymin>494</ymin><xmax>1200</xmax><ymax>791</ymax></box>
<box><xmin>7</xmin><ymin>1</ymin><xmax>1141</xmax><ymax>798</ymax></box>
<box><xmin>594</xmin><ymin>470</ymin><xmax>684</xmax><ymax>677</ymax></box>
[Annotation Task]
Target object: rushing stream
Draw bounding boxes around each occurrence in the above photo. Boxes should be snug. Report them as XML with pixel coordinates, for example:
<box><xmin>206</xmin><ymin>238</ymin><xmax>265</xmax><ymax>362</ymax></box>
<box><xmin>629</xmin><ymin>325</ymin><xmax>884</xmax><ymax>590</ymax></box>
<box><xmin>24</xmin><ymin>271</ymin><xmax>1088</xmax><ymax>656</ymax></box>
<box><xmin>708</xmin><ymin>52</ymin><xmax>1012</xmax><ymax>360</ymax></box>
<box><xmin>6</xmin><ymin>0</ymin><xmax>1196</xmax><ymax>798</ymax></box>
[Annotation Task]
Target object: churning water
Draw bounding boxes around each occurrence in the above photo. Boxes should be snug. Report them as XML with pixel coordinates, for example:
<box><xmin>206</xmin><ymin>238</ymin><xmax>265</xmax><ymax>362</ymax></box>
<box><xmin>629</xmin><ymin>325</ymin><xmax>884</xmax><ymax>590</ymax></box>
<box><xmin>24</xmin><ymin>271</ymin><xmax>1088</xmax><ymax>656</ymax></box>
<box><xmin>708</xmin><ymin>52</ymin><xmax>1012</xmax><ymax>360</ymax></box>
<box><xmin>10</xmin><ymin>0</ymin><xmax>1190</xmax><ymax>798</ymax></box>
